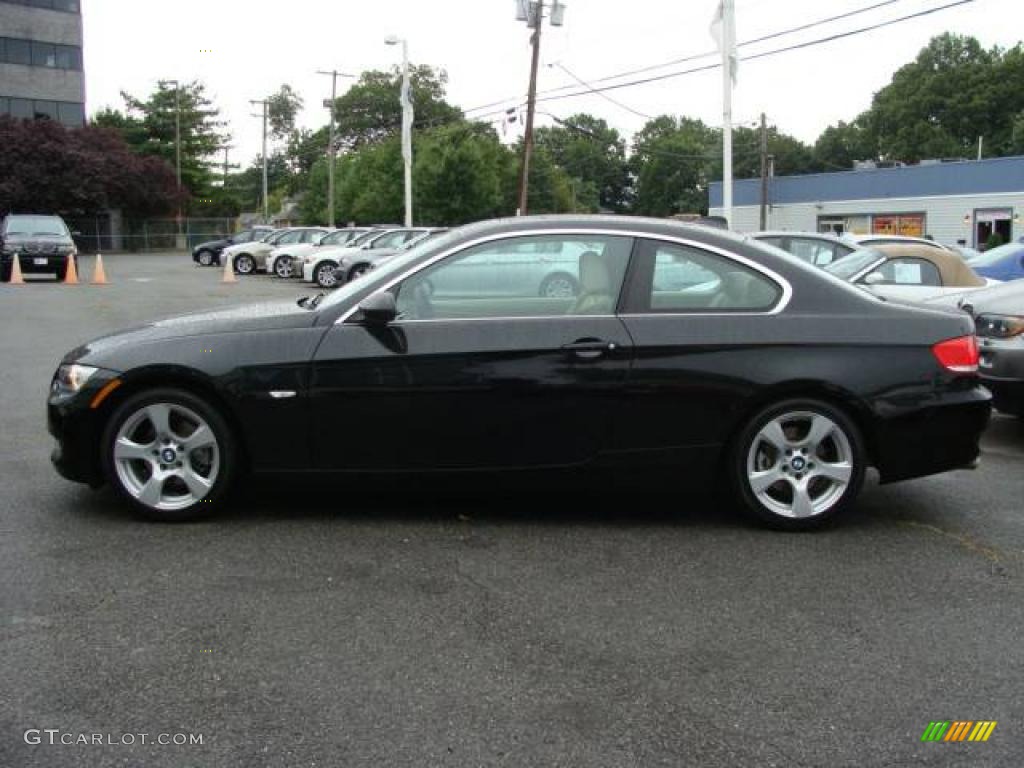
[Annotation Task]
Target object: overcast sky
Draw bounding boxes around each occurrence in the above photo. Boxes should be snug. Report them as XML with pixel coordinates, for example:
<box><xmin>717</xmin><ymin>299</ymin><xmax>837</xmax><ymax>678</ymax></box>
<box><xmin>82</xmin><ymin>0</ymin><xmax>1022</xmax><ymax>169</ymax></box>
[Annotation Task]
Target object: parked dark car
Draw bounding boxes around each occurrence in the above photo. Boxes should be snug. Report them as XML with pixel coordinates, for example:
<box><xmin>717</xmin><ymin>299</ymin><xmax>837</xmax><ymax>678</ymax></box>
<box><xmin>191</xmin><ymin>226</ymin><xmax>274</xmax><ymax>267</ymax></box>
<box><xmin>958</xmin><ymin>281</ymin><xmax>1024</xmax><ymax>417</ymax></box>
<box><xmin>48</xmin><ymin>215</ymin><xmax>989</xmax><ymax>529</ymax></box>
<box><xmin>1</xmin><ymin>213</ymin><xmax>78</xmax><ymax>282</ymax></box>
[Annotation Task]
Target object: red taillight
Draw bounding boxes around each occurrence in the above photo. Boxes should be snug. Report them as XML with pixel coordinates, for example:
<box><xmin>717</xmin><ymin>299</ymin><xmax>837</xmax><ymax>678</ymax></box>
<box><xmin>932</xmin><ymin>335</ymin><xmax>979</xmax><ymax>373</ymax></box>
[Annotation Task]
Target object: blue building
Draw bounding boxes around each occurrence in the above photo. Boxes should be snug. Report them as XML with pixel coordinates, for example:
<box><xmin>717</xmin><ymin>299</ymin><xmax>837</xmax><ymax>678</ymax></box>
<box><xmin>710</xmin><ymin>155</ymin><xmax>1024</xmax><ymax>248</ymax></box>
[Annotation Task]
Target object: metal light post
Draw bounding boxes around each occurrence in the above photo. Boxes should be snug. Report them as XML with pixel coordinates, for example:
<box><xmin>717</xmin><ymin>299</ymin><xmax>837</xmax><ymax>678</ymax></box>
<box><xmin>386</xmin><ymin>35</ymin><xmax>413</xmax><ymax>227</ymax></box>
<box><xmin>514</xmin><ymin>0</ymin><xmax>565</xmax><ymax>216</ymax></box>
<box><xmin>250</xmin><ymin>99</ymin><xmax>270</xmax><ymax>224</ymax></box>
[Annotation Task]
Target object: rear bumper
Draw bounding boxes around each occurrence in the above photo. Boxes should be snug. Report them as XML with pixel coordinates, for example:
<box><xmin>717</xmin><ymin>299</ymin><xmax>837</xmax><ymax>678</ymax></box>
<box><xmin>873</xmin><ymin>385</ymin><xmax>991</xmax><ymax>483</ymax></box>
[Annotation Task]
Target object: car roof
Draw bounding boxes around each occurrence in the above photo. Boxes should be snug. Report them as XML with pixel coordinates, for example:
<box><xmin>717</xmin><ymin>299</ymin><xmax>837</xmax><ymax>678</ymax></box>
<box><xmin>848</xmin><ymin>233</ymin><xmax>950</xmax><ymax>249</ymax></box>
<box><xmin>870</xmin><ymin>243</ymin><xmax>987</xmax><ymax>286</ymax></box>
<box><xmin>752</xmin><ymin>231</ymin><xmax>847</xmax><ymax>242</ymax></box>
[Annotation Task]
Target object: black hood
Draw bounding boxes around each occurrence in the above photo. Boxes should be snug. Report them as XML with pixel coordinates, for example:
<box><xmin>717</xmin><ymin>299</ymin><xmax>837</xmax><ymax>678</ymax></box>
<box><xmin>65</xmin><ymin>300</ymin><xmax>318</xmax><ymax>365</ymax></box>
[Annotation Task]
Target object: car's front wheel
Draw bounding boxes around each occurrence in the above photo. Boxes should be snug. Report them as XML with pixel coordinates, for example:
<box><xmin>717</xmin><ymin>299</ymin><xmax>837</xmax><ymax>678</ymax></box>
<box><xmin>196</xmin><ymin>249</ymin><xmax>214</xmax><ymax>267</ymax></box>
<box><xmin>234</xmin><ymin>254</ymin><xmax>256</xmax><ymax>275</ymax></box>
<box><xmin>101</xmin><ymin>388</ymin><xmax>237</xmax><ymax>521</ymax></box>
<box><xmin>732</xmin><ymin>399</ymin><xmax>865</xmax><ymax>530</ymax></box>
<box><xmin>274</xmin><ymin>256</ymin><xmax>292</xmax><ymax>278</ymax></box>
<box><xmin>314</xmin><ymin>261</ymin><xmax>338</xmax><ymax>288</ymax></box>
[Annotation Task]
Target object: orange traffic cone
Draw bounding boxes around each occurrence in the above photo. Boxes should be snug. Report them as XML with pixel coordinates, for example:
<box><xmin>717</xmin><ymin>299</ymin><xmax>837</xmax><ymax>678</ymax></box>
<box><xmin>64</xmin><ymin>253</ymin><xmax>80</xmax><ymax>284</ymax></box>
<box><xmin>221</xmin><ymin>253</ymin><xmax>237</xmax><ymax>283</ymax></box>
<box><xmin>91</xmin><ymin>253</ymin><xmax>109</xmax><ymax>285</ymax></box>
<box><xmin>8</xmin><ymin>252</ymin><xmax>25</xmax><ymax>284</ymax></box>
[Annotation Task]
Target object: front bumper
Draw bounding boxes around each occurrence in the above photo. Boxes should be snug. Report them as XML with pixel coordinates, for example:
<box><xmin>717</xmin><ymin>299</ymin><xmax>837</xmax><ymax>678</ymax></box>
<box><xmin>978</xmin><ymin>336</ymin><xmax>1024</xmax><ymax>416</ymax></box>
<box><xmin>47</xmin><ymin>369</ymin><xmax>121</xmax><ymax>487</ymax></box>
<box><xmin>2</xmin><ymin>252</ymin><xmax>74</xmax><ymax>275</ymax></box>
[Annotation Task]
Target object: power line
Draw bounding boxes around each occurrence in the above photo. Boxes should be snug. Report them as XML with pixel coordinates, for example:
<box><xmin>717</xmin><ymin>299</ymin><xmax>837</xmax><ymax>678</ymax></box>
<box><xmin>548</xmin><ymin>62</ymin><xmax>653</xmax><ymax>120</ymax></box>
<box><xmin>527</xmin><ymin>0</ymin><xmax>976</xmax><ymax>106</ymax></box>
<box><xmin>463</xmin><ymin>0</ymin><xmax>962</xmax><ymax>117</ymax></box>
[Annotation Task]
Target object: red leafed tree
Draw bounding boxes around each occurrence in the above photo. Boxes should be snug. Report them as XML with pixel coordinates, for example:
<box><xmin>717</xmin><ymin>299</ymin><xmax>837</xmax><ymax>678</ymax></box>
<box><xmin>0</xmin><ymin>116</ymin><xmax>183</xmax><ymax>217</ymax></box>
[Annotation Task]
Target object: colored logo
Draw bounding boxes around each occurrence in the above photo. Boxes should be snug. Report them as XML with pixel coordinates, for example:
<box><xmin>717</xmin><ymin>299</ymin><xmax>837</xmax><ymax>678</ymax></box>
<box><xmin>921</xmin><ymin>721</ymin><xmax>997</xmax><ymax>742</ymax></box>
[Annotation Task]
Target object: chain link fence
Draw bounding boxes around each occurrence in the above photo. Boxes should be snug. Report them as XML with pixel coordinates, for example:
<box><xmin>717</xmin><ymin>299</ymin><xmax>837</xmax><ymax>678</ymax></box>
<box><xmin>64</xmin><ymin>216</ymin><xmax>245</xmax><ymax>253</ymax></box>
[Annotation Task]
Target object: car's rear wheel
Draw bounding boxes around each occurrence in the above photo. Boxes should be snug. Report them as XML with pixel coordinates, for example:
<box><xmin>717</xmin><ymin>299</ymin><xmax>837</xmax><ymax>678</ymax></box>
<box><xmin>315</xmin><ymin>262</ymin><xmax>338</xmax><ymax>288</ymax></box>
<box><xmin>234</xmin><ymin>254</ymin><xmax>255</xmax><ymax>275</ymax></box>
<box><xmin>197</xmin><ymin>249</ymin><xmax>214</xmax><ymax>267</ymax></box>
<box><xmin>101</xmin><ymin>388</ymin><xmax>237</xmax><ymax>522</ymax></box>
<box><xmin>274</xmin><ymin>256</ymin><xmax>292</xmax><ymax>278</ymax></box>
<box><xmin>732</xmin><ymin>399</ymin><xmax>865</xmax><ymax>530</ymax></box>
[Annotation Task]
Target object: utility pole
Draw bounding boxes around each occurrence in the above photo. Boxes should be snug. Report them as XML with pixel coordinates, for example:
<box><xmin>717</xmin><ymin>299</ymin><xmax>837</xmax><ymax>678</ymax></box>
<box><xmin>711</xmin><ymin>0</ymin><xmax>736</xmax><ymax>227</ymax></box>
<box><xmin>250</xmin><ymin>99</ymin><xmax>270</xmax><ymax>223</ymax></box>
<box><xmin>515</xmin><ymin>0</ymin><xmax>565</xmax><ymax>216</ymax></box>
<box><xmin>759</xmin><ymin>112</ymin><xmax>768</xmax><ymax>231</ymax></box>
<box><xmin>317</xmin><ymin>69</ymin><xmax>353</xmax><ymax>228</ymax></box>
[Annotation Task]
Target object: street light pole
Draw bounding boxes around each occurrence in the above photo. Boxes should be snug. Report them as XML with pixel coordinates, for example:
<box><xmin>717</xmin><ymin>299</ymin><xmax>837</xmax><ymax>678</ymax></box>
<box><xmin>386</xmin><ymin>36</ymin><xmax>413</xmax><ymax>227</ymax></box>
<box><xmin>317</xmin><ymin>69</ymin><xmax>353</xmax><ymax>228</ymax></box>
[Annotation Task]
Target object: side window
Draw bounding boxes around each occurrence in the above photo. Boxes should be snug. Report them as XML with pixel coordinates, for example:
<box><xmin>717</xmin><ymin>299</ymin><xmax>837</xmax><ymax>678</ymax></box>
<box><xmin>299</xmin><ymin>230</ymin><xmax>322</xmax><ymax>243</ymax></box>
<box><xmin>278</xmin><ymin>231</ymin><xmax>303</xmax><ymax>245</ymax></box>
<box><xmin>624</xmin><ymin>239</ymin><xmax>782</xmax><ymax>313</ymax></box>
<box><xmin>758</xmin><ymin>236</ymin><xmax>785</xmax><ymax>249</ymax></box>
<box><xmin>871</xmin><ymin>258</ymin><xmax>941</xmax><ymax>286</ymax></box>
<box><xmin>788</xmin><ymin>238</ymin><xmax>837</xmax><ymax>266</ymax></box>
<box><xmin>394</xmin><ymin>235</ymin><xmax>633</xmax><ymax>321</ymax></box>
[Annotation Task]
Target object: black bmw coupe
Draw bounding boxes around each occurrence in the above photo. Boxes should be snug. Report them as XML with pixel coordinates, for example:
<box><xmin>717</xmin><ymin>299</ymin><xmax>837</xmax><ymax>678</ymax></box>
<box><xmin>48</xmin><ymin>216</ymin><xmax>990</xmax><ymax>528</ymax></box>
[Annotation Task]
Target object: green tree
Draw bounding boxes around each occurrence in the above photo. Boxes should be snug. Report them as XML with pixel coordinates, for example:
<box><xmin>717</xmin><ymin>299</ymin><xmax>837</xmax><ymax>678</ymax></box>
<box><xmin>94</xmin><ymin>81</ymin><xmax>228</xmax><ymax>208</ymax></box>
<box><xmin>630</xmin><ymin>116</ymin><xmax>718</xmax><ymax>216</ymax></box>
<box><xmin>331</xmin><ymin>65</ymin><xmax>462</xmax><ymax>150</ymax></box>
<box><xmin>267</xmin><ymin>84</ymin><xmax>303</xmax><ymax>140</ymax></box>
<box><xmin>813</xmin><ymin>118</ymin><xmax>877</xmax><ymax>170</ymax></box>
<box><xmin>730</xmin><ymin>124</ymin><xmax>816</xmax><ymax>178</ymax></box>
<box><xmin>534</xmin><ymin>114</ymin><xmax>631</xmax><ymax>211</ymax></box>
<box><xmin>869</xmin><ymin>34</ymin><xmax>1023</xmax><ymax>161</ymax></box>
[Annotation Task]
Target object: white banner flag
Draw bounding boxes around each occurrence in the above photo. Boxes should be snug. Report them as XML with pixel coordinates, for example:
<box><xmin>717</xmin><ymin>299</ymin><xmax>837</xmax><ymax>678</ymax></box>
<box><xmin>710</xmin><ymin>0</ymin><xmax>737</xmax><ymax>84</ymax></box>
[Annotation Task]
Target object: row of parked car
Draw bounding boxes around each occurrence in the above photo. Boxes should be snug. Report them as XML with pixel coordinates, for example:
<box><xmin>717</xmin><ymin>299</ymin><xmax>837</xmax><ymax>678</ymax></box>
<box><xmin>191</xmin><ymin>225</ymin><xmax>448</xmax><ymax>289</ymax></box>
<box><xmin>754</xmin><ymin>229</ymin><xmax>1024</xmax><ymax>418</ymax></box>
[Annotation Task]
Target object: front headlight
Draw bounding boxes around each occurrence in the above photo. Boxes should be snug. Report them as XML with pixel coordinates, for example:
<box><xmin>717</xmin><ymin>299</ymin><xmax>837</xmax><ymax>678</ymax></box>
<box><xmin>976</xmin><ymin>314</ymin><xmax>1024</xmax><ymax>339</ymax></box>
<box><xmin>54</xmin><ymin>364</ymin><xmax>99</xmax><ymax>394</ymax></box>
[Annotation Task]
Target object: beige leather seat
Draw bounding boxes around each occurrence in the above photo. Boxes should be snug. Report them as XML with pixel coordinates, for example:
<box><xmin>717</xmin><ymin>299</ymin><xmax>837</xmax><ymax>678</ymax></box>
<box><xmin>570</xmin><ymin>251</ymin><xmax>615</xmax><ymax>315</ymax></box>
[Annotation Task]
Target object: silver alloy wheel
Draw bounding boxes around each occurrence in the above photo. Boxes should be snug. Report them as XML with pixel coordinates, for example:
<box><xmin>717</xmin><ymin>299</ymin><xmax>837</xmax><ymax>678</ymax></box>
<box><xmin>198</xmin><ymin>250</ymin><xmax>213</xmax><ymax>266</ymax></box>
<box><xmin>234</xmin><ymin>254</ymin><xmax>255</xmax><ymax>274</ymax></box>
<box><xmin>746</xmin><ymin>410</ymin><xmax>853</xmax><ymax>519</ymax></box>
<box><xmin>542</xmin><ymin>275</ymin><xmax>576</xmax><ymax>298</ymax></box>
<box><xmin>274</xmin><ymin>256</ymin><xmax>292</xmax><ymax>278</ymax></box>
<box><xmin>112</xmin><ymin>402</ymin><xmax>220</xmax><ymax>512</ymax></box>
<box><xmin>316</xmin><ymin>263</ymin><xmax>337</xmax><ymax>288</ymax></box>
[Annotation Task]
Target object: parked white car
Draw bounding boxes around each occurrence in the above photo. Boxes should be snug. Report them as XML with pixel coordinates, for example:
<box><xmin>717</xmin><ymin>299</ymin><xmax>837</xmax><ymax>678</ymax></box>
<box><xmin>840</xmin><ymin>233</ymin><xmax>954</xmax><ymax>252</ymax></box>
<box><xmin>301</xmin><ymin>228</ymin><xmax>429</xmax><ymax>288</ymax></box>
<box><xmin>266</xmin><ymin>228</ymin><xmax>376</xmax><ymax>278</ymax></box>
<box><xmin>824</xmin><ymin>244</ymin><xmax>996</xmax><ymax>303</ymax></box>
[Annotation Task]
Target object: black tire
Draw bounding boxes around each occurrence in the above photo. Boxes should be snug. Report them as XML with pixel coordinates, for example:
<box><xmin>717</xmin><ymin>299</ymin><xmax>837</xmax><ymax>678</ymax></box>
<box><xmin>539</xmin><ymin>272</ymin><xmax>579</xmax><ymax>298</ymax></box>
<box><xmin>197</xmin><ymin>249</ymin><xmax>214</xmax><ymax>267</ymax></box>
<box><xmin>100</xmin><ymin>388</ymin><xmax>239</xmax><ymax>522</ymax></box>
<box><xmin>315</xmin><ymin>261</ymin><xmax>338</xmax><ymax>288</ymax></box>
<box><xmin>730</xmin><ymin>398</ymin><xmax>866</xmax><ymax>530</ymax></box>
<box><xmin>348</xmin><ymin>263</ymin><xmax>371</xmax><ymax>282</ymax></box>
<box><xmin>234</xmin><ymin>253</ymin><xmax>256</xmax><ymax>275</ymax></box>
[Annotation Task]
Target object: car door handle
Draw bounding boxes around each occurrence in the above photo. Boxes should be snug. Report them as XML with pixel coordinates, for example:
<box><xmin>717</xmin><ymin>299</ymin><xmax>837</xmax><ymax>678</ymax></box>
<box><xmin>562</xmin><ymin>339</ymin><xmax>617</xmax><ymax>360</ymax></box>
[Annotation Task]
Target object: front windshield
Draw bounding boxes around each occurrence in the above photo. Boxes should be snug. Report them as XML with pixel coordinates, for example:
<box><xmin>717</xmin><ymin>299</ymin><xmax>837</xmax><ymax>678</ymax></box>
<box><xmin>4</xmin><ymin>215</ymin><xmax>67</xmax><ymax>236</ymax></box>
<box><xmin>264</xmin><ymin>230</ymin><xmax>288</xmax><ymax>244</ymax></box>
<box><xmin>825</xmin><ymin>249</ymin><xmax>883</xmax><ymax>280</ymax></box>
<box><xmin>317</xmin><ymin>229</ymin><xmax>462</xmax><ymax>311</ymax></box>
<box><xmin>969</xmin><ymin>243</ymin><xmax>1022</xmax><ymax>267</ymax></box>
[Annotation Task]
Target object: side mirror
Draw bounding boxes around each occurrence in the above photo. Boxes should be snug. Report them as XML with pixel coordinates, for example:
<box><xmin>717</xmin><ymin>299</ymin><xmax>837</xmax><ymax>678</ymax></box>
<box><xmin>863</xmin><ymin>271</ymin><xmax>886</xmax><ymax>285</ymax></box>
<box><xmin>226</xmin><ymin>237</ymin><xmax>235</xmax><ymax>244</ymax></box>
<box><xmin>358</xmin><ymin>291</ymin><xmax>397</xmax><ymax>325</ymax></box>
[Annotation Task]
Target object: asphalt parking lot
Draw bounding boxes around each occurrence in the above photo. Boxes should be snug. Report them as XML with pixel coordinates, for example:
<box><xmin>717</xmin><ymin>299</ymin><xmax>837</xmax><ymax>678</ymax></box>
<box><xmin>2</xmin><ymin>252</ymin><xmax>1022</xmax><ymax>767</ymax></box>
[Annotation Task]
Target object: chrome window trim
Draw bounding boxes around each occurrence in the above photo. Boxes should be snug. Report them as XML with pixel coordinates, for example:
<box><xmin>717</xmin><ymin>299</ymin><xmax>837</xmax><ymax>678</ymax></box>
<box><xmin>335</xmin><ymin>228</ymin><xmax>794</xmax><ymax>324</ymax></box>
